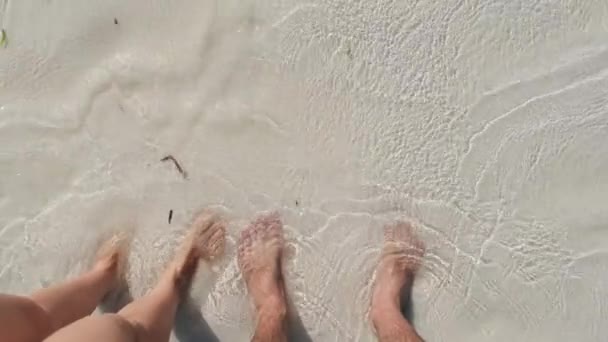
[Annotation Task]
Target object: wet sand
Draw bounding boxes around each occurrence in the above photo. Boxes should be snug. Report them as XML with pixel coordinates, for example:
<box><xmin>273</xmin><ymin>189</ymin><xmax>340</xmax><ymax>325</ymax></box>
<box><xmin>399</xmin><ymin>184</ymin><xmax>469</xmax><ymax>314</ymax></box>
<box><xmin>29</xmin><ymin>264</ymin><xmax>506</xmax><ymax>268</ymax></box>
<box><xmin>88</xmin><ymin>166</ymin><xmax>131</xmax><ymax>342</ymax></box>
<box><xmin>1</xmin><ymin>0</ymin><xmax>608</xmax><ymax>341</ymax></box>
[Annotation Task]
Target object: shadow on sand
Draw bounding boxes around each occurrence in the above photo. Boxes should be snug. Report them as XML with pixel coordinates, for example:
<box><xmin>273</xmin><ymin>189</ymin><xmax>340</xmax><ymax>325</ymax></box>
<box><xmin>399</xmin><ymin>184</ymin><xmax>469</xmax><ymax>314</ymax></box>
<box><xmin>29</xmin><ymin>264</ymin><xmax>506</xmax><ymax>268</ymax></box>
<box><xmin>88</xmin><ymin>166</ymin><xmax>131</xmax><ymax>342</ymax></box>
<box><xmin>99</xmin><ymin>285</ymin><xmax>220</xmax><ymax>342</ymax></box>
<box><xmin>401</xmin><ymin>284</ymin><xmax>420</xmax><ymax>330</ymax></box>
<box><xmin>286</xmin><ymin>294</ymin><xmax>314</xmax><ymax>342</ymax></box>
<box><xmin>174</xmin><ymin>295</ymin><xmax>220</xmax><ymax>342</ymax></box>
<box><xmin>172</xmin><ymin>293</ymin><xmax>313</xmax><ymax>342</ymax></box>
<box><xmin>98</xmin><ymin>282</ymin><xmax>313</xmax><ymax>341</ymax></box>
<box><xmin>99</xmin><ymin>281</ymin><xmax>133</xmax><ymax>313</ymax></box>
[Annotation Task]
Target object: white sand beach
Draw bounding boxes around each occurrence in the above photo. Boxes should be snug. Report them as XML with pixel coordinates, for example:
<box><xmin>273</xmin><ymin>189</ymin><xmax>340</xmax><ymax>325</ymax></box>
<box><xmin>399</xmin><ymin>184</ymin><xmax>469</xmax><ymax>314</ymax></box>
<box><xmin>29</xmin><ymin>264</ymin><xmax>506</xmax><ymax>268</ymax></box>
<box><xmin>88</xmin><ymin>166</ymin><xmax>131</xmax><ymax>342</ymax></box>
<box><xmin>1</xmin><ymin>0</ymin><xmax>608</xmax><ymax>340</ymax></box>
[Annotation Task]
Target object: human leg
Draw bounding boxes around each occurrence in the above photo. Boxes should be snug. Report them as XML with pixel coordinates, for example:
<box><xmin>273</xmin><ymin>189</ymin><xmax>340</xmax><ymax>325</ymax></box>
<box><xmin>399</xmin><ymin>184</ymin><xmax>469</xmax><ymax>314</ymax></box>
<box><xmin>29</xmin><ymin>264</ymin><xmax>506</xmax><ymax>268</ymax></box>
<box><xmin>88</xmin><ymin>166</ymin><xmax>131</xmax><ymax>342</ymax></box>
<box><xmin>46</xmin><ymin>209</ymin><xmax>226</xmax><ymax>342</ymax></box>
<box><xmin>370</xmin><ymin>222</ymin><xmax>425</xmax><ymax>342</ymax></box>
<box><xmin>0</xmin><ymin>234</ymin><xmax>128</xmax><ymax>342</ymax></box>
<box><xmin>238</xmin><ymin>213</ymin><xmax>288</xmax><ymax>342</ymax></box>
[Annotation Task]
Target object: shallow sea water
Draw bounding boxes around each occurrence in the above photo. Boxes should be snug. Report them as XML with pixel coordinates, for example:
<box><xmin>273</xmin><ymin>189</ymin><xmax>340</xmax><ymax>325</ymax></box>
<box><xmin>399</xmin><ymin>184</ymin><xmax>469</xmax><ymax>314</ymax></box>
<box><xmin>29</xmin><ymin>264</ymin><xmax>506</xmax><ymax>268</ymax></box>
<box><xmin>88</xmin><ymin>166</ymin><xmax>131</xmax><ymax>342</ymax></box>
<box><xmin>1</xmin><ymin>0</ymin><xmax>608</xmax><ymax>341</ymax></box>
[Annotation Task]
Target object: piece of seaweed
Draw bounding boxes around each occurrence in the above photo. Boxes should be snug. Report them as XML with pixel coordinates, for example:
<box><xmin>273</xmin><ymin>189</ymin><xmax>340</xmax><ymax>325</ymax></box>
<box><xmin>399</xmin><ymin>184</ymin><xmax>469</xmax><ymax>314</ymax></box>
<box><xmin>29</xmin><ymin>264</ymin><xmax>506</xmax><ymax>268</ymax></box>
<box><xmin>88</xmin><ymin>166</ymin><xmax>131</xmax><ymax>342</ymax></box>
<box><xmin>161</xmin><ymin>155</ymin><xmax>188</xmax><ymax>179</ymax></box>
<box><xmin>1</xmin><ymin>29</ymin><xmax>7</xmax><ymax>48</ymax></box>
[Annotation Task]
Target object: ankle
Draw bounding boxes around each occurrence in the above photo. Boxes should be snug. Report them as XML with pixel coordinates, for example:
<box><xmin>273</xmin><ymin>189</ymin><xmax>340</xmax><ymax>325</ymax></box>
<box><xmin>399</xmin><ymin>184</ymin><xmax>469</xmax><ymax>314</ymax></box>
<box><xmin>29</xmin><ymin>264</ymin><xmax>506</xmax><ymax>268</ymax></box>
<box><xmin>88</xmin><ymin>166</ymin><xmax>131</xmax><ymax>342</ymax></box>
<box><xmin>370</xmin><ymin>300</ymin><xmax>401</xmax><ymax>325</ymax></box>
<box><xmin>253</xmin><ymin>305</ymin><xmax>288</xmax><ymax>342</ymax></box>
<box><xmin>371</xmin><ymin>305</ymin><xmax>422</xmax><ymax>342</ymax></box>
<box><xmin>256</xmin><ymin>294</ymin><xmax>287</xmax><ymax>319</ymax></box>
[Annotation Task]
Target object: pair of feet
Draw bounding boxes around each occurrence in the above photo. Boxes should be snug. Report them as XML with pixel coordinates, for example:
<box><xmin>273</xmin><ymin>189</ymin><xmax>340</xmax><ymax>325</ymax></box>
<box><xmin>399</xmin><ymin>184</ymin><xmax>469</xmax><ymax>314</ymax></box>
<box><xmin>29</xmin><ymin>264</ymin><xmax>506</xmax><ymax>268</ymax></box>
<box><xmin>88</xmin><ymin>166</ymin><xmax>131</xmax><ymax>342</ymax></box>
<box><xmin>95</xmin><ymin>210</ymin><xmax>424</xmax><ymax>337</ymax></box>
<box><xmin>236</xmin><ymin>212</ymin><xmax>425</xmax><ymax>330</ymax></box>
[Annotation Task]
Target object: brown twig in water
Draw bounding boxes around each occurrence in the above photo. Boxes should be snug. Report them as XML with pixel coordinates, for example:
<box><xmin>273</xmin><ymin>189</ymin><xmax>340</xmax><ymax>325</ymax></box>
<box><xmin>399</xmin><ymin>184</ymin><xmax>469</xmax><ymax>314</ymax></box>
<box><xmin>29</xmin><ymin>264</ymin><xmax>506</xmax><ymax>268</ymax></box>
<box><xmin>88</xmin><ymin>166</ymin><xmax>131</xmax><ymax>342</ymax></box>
<box><xmin>168</xmin><ymin>209</ymin><xmax>173</xmax><ymax>224</ymax></box>
<box><xmin>161</xmin><ymin>155</ymin><xmax>188</xmax><ymax>179</ymax></box>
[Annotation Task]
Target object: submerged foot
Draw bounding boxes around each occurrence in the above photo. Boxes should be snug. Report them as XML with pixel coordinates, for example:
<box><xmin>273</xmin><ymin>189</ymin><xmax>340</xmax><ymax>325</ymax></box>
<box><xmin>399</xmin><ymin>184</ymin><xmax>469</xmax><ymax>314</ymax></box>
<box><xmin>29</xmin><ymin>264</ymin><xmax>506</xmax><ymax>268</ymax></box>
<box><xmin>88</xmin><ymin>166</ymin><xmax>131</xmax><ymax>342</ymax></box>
<box><xmin>371</xmin><ymin>222</ymin><xmax>424</xmax><ymax>320</ymax></box>
<box><xmin>238</xmin><ymin>212</ymin><xmax>287</xmax><ymax>315</ymax></box>
<box><xmin>165</xmin><ymin>209</ymin><xmax>226</xmax><ymax>293</ymax></box>
<box><xmin>94</xmin><ymin>232</ymin><xmax>131</xmax><ymax>287</ymax></box>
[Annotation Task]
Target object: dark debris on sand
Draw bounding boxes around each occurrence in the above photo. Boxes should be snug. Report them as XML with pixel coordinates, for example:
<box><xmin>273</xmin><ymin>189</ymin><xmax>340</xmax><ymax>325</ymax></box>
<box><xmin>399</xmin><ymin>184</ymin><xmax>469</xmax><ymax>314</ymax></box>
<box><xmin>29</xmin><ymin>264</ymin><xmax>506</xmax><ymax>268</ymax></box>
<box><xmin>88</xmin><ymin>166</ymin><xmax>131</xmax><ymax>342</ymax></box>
<box><xmin>161</xmin><ymin>155</ymin><xmax>188</xmax><ymax>179</ymax></box>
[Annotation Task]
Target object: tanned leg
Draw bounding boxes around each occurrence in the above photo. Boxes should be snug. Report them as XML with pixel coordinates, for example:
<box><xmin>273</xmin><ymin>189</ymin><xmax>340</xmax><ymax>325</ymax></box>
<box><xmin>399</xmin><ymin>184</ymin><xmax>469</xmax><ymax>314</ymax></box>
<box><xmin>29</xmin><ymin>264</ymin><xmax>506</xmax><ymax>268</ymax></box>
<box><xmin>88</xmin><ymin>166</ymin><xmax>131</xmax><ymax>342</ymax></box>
<box><xmin>0</xmin><ymin>233</ymin><xmax>129</xmax><ymax>342</ymax></box>
<box><xmin>238</xmin><ymin>212</ymin><xmax>288</xmax><ymax>342</ymax></box>
<box><xmin>370</xmin><ymin>222</ymin><xmax>425</xmax><ymax>342</ymax></box>
<box><xmin>45</xmin><ymin>209</ymin><xmax>226</xmax><ymax>342</ymax></box>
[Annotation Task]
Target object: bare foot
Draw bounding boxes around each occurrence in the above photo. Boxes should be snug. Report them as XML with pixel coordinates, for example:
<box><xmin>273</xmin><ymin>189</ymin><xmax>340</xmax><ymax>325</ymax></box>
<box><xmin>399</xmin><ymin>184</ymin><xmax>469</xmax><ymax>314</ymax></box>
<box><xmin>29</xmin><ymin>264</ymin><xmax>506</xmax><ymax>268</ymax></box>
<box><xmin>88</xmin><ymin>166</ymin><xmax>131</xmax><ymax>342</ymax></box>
<box><xmin>165</xmin><ymin>210</ymin><xmax>226</xmax><ymax>293</ymax></box>
<box><xmin>237</xmin><ymin>212</ymin><xmax>287</xmax><ymax>314</ymax></box>
<box><xmin>188</xmin><ymin>209</ymin><xmax>227</xmax><ymax>262</ymax></box>
<box><xmin>94</xmin><ymin>232</ymin><xmax>131</xmax><ymax>287</ymax></box>
<box><xmin>371</xmin><ymin>222</ymin><xmax>424</xmax><ymax>318</ymax></box>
